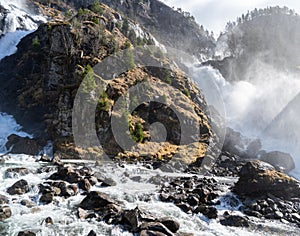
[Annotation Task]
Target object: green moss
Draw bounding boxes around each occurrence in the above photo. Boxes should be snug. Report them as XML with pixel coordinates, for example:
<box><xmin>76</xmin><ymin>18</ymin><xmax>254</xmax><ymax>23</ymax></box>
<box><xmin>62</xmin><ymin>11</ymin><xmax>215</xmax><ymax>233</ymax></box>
<box><xmin>31</xmin><ymin>36</ymin><xmax>40</xmax><ymax>50</ymax></box>
<box><xmin>183</xmin><ymin>88</ymin><xmax>191</xmax><ymax>98</ymax></box>
<box><xmin>131</xmin><ymin>122</ymin><xmax>144</xmax><ymax>143</ymax></box>
<box><xmin>78</xmin><ymin>8</ymin><xmax>84</xmax><ymax>17</ymax></box>
<box><xmin>124</xmin><ymin>49</ymin><xmax>135</xmax><ymax>70</ymax></box>
<box><xmin>81</xmin><ymin>65</ymin><xmax>96</xmax><ymax>94</ymax></box>
<box><xmin>91</xmin><ymin>0</ymin><xmax>103</xmax><ymax>15</ymax></box>
<box><xmin>98</xmin><ymin>91</ymin><xmax>109</xmax><ymax>111</ymax></box>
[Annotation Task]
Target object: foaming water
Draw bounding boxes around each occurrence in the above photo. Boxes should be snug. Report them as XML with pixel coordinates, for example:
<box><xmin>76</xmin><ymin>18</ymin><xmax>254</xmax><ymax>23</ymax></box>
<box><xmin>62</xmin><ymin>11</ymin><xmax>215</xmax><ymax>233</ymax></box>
<box><xmin>0</xmin><ymin>0</ymin><xmax>46</xmax><ymax>35</ymax></box>
<box><xmin>0</xmin><ymin>113</ymin><xmax>31</xmax><ymax>153</ymax></box>
<box><xmin>1</xmin><ymin>157</ymin><xmax>300</xmax><ymax>235</ymax></box>
<box><xmin>192</xmin><ymin>64</ymin><xmax>300</xmax><ymax>179</ymax></box>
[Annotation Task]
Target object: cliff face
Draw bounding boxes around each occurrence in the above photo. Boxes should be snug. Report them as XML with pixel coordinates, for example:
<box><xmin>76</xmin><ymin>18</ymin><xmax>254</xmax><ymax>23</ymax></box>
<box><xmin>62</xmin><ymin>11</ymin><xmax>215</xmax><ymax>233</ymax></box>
<box><xmin>0</xmin><ymin>2</ymin><xmax>212</xmax><ymax>163</ymax></box>
<box><xmin>36</xmin><ymin>0</ymin><xmax>216</xmax><ymax>60</ymax></box>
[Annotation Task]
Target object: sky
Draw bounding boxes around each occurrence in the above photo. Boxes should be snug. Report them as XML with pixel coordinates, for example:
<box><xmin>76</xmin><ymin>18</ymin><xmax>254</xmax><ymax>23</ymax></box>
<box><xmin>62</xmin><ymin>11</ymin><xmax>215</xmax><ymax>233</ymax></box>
<box><xmin>161</xmin><ymin>0</ymin><xmax>300</xmax><ymax>34</ymax></box>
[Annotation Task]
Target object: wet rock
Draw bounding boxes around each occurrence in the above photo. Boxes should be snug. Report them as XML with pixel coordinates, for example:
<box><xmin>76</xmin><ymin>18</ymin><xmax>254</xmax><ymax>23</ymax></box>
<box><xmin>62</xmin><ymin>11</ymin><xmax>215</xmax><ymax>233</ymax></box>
<box><xmin>176</xmin><ymin>203</ymin><xmax>192</xmax><ymax>213</ymax></box>
<box><xmin>139</xmin><ymin>222</ymin><xmax>174</xmax><ymax>236</ymax></box>
<box><xmin>243</xmin><ymin>209</ymin><xmax>262</xmax><ymax>218</ymax></box>
<box><xmin>20</xmin><ymin>199</ymin><xmax>35</xmax><ymax>208</ymax></box>
<box><xmin>78</xmin><ymin>179</ymin><xmax>91</xmax><ymax>192</ymax></box>
<box><xmin>87</xmin><ymin>230</ymin><xmax>97</xmax><ymax>236</ymax></box>
<box><xmin>7</xmin><ymin>179</ymin><xmax>29</xmax><ymax>195</ymax></box>
<box><xmin>93</xmin><ymin>172</ymin><xmax>116</xmax><ymax>187</ymax></box>
<box><xmin>187</xmin><ymin>196</ymin><xmax>199</xmax><ymax>206</ymax></box>
<box><xmin>17</xmin><ymin>231</ymin><xmax>36</xmax><ymax>236</ymax></box>
<box><xmin>43</xmin><ymin>181</ymin><xmax>77</xmax><ymax>198</ymax></box>
<box><xmin>222</xmin><ymin>128</ymin><xmax>246</xmax><ymax>157</ymax></box>
<box><xmin>100</xmin><ymin>178</ymin><xmax>117</xmax><ymax>187</ymax></box>
<box><xmin>5</xmin><ymin>168</ymin><xmax>31</xmax><ymax>178</ymax></box>
<box><xmin>233</xmin><ymin>160</ymin><xmax>300</xmax><ymax>199</ymax></box>
<box><xmin>121</xmin><ymin>207</ymin><xmax>156</xmax><ymax>232</ymax></box>
<box><xmin>260</xmin><ymin>151</ymin><xmax>295</xmax><ymax>173</ymax></box>
<box><xmin>79</xmin><ymin>191</ymin><xmax>117</xmax><ymax>210</ymax></box>
<box><xmin>5</xmin><ymin>134</ymin><xmax>40</xmax><ymax>155</ymax></box>
<box><xmin>220</xmin><ymin>214</ymin><xmax>250</xmax><ymax>227</ymax></box>
<box><xmin>38</xmin><ymin>155</ymin><xmax>52</xmax><ymax>162</ymax></box>
<box><xmin>40</xmin><ymin>193</ymin><xmax>53</xmax><ymax>204</ymax></box>
<box><xmin>48</xmin><ymin>166</ymin><xmax>82</xmax><ymax>183</ymax></box>
<box><xmin>159</xmin><ymin>218</ymin><xmax>180</xmax><ymax>233</ymax></box>
<box><xmin>194</xmin><ymin>205</ymin><xmax>218</xmax><ymax>219</ymax></box>
<box><xmin>44</xmin><ymin>217</ymin><xmax>54</xmax><ymax>225</ymax></box>
<box><xmin>139</xmin><ymin>230</ymin><xmax>167</xmax><ymax>236</ymax></box>
<box><xmin>0</xmin><ymin>194</ymin><xmax>9</xmax><ymax>204</ymax></box>
<box><xmin>0</xmin><ymin>205</ymin><xmax>12</xmax><ymax>221</ymax></box>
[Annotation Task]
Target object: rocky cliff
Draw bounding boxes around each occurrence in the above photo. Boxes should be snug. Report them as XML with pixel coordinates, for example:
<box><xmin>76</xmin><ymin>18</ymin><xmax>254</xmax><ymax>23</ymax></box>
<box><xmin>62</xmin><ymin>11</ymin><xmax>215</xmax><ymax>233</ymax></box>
<box><xmin>0</xmin><ymin>2</ymin><xmax>212</xmax><ymax>164</ymax></box>
<box><xmin>35</xmin><ymin>0</ymin><xmax>216</xmax><ymax>60</ymax></box>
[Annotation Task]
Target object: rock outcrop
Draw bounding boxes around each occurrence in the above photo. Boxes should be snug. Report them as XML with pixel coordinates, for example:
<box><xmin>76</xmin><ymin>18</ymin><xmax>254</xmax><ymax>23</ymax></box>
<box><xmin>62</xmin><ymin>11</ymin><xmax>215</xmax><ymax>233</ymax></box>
<box><xmin>0</xmin><ymin>2</ymin><xmax>212</xmax><ymax>164</ymax></box>
<box><xmin>233</xmin><ymin>160</ymin><xmax>300</xmax><ymax>199</ymax></box>
<box><xmin>260</xmin><ymin>151</ymin><xmax>295</xmax><ymax>173</ymax></box>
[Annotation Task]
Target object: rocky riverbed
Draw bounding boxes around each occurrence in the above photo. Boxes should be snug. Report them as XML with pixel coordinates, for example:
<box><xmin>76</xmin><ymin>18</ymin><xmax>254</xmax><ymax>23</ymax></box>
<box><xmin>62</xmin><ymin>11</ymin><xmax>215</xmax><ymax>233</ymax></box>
<box><xmin>1</xmin><ymin>152</ymin><xmax>300</xmax><ymax>236</ymax></box>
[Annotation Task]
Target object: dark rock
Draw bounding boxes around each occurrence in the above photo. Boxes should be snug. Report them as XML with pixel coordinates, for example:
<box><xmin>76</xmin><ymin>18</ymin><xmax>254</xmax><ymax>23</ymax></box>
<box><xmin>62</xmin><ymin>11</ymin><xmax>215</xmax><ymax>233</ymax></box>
<box><xmin>222</xmin><ymin>128</ymin><xmax>245</xmax><ymax>157</ymax></box>
<box><xmin>220</xmin><ymin>215</ymin><xmax>250</xmax><ymax>227</ymax></box>
<box><xmin>194</xmin><ymin>206</ymin><xmax>218</xmax><ymax>219</ymax></box>
<box><xmin>139</xmin><ymin>222</ymin><xmax>174</xmax><ymax>236</ymax></box>
<box><xmin>5</xmin><ymin>167</ymin><xmax>31</xmax><ymax>178</ymax></box>
<box><xmin>20</xmin><ymin>199</ymin><xmax>35</xmax><ymax>207</ymax></box>
<box><xmin>187</xmin><ymin>196</ymin><xmax>199</xmax><ymax>206</ymax></box>
<box><xmin>17</xmin><ymin>231</ymin><xmax>36</xmax><ymax>236</ymax></box>
<box><xmin>98</xmin><ymin>178</ymin><xmax>117</xmax><ymax>187</ymax></box>
<box><xmin>79</xmin><ymin>191</ymin><xmax>116</xmax><ymax>210</ymax></box>
<box><xmin>130</xmin><ymin>176</ymin><xmax>142</xmax><ymax>182</ymax></box>
<box><xmin>260</xmin><ymin>151</ymin><xmax>295</xmax><ymax>173</ymax></box>
<box><xmin>0</xmin><ymin>205</ymin><xmax>12</xmax><ymax>221</ymax></box>
<box><xmin>38</xmin><ymin>155</ymin><xmax>52</xmax><ymax>162</ymax></box>
<box><xmin>5</xmin><ymin>134</ymin><xmax>40</xmax><ymax>155</ymax></box>
<box><xmin>245</xmin><ymin>139</ymin><xmax>262</xmax><ymax>158</ymax></box>
<box><xmin>78</xmin><ymin>179</ymin><xmax>91</xmax><ymax>191</ymax></box>
<box><xmin>139</xmin><ymin>230</ymin><xmax>167</xmax><ymax>236</ymax></box>
<box><xmin>0</xmin><ymin>194</ymin><xmax>9</xmax><ymax>204</ymax></box>
<box><xmin>121</xmin><ymin>207</ymin><xmax>156</xmax><ymax>232</ymax></box>
<box><xmin>233</xmin><ymin>160</ymin><xmax>300</xmax><ymax>199</ymax></box>
<box><xmin>7</xmin><ymin>179</ymin><xmax>29</xmax><ymax>195</ymax></box>
<box><xmin>243</xmin><ymin>209</ymin><xmax>262</xmax><ymax>218</ymax></box>
<box><xmin>40</xmin><ymin>193</ymin><xmax>53</xmax><ymax>204</ymax></box>
<box><xmin>176</xmin><ymin>203</ymin><xmax>192</xmax><ymax>213</ymax></box>
<box><xmin>94</xmin><ymin>172</ymin><xmax>117</xmax><ymax>187</ymax></box>
<box><xmin>159</xmin><ymin>218</ymin><xmax>180</xmax><ymax>233</ymax></box>
<box><xmin>44</xmin><ymin>217</ymin><xmax>54</xmax><ymax>225</ymax></box>
<box><xmin>87</xmin><ymin>230</ymin><xmax>97</xmax><ymax>236</ymax></box>
<box><xmin>48</xmin><ymin>166</ymin><xmax>82</xmax><ymax>183</ymax></box>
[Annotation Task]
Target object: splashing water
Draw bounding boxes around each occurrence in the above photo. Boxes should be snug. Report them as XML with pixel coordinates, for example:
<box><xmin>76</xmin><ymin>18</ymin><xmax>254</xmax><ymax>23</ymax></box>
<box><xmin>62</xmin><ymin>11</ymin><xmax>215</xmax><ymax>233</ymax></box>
<box><xmin>193</xmin><ymin>63</ymin><xmax>300</xmax><ymax>179</ymax></box>
<box><xmin>0</xmin><ymin>113</ymin><xmax>31</xmax><ymax>153</ymax></box>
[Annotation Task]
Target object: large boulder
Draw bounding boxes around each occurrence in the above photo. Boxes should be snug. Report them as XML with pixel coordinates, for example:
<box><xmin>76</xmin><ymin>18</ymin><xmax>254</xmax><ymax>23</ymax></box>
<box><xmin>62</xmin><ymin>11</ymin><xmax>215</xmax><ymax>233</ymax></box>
<box><xmin>0</xmin><ymin>194</ymin><xmax>9</xmax><ymax>204</ymax></box>
<box><xmin>7</xmin><ymin>179</ymin><xmax>29</xmax><ymax>195</ymax></box>
<box><xmin>233</xmin><ymin>160</ymin><xmax>300</xmax><ymax>199</ymax></box>
<box><xmin>5</xmin><ymin>134</ymin><xmax>41</xmax><ymax>155</ymax></box>
<box><xmin>0</xmin><ymin>205</ymin><xmax>12</xmax><ymax>221</ymax></box>
<box><xmin>260</xmin><ymin>151</ymin><xmax>295</xmax><ymax>173</ymax></box>
<box><xmin>79</xmin><ymin>191</ymin><xmax>117</xmax><ymax>210</ymax></box>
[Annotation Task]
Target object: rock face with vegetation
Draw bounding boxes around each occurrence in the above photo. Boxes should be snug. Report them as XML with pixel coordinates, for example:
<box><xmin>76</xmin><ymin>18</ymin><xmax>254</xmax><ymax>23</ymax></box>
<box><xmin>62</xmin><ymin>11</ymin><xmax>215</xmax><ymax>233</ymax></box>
<box><xmin>0</xmin><ymin>1</ymin><xmax>212</xmax><ymax>164</ymax></box>
<box><xmin>233</xmin><ymin>160</ymin><xmax>300</xmax><ymax>199</ymax></box>
<box><xmin>36</xmin><ymin>0</ymin><xmax>216</xmax><ymax>59</ymax></box>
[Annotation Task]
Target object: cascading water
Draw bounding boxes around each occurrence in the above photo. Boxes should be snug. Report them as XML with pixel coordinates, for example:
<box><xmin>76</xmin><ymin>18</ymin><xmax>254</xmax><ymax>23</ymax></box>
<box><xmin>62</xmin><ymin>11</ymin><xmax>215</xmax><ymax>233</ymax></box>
<box><xmin>191</xmin><ymin>63</ymin><xmax>300</xmax><ymax>179</ymax></box>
